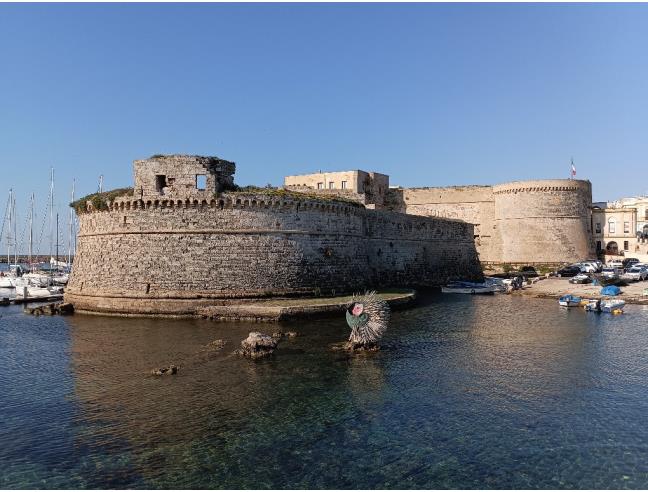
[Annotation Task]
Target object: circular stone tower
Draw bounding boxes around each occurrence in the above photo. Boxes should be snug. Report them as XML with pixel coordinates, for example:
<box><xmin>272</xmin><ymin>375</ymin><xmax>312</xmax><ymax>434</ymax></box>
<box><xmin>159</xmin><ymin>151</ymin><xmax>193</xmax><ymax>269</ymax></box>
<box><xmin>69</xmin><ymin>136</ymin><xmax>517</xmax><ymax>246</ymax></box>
<box><xmin>493</xmin><ymin>179</ymin><xmax>594</xmax><ymax>264</ymax></box>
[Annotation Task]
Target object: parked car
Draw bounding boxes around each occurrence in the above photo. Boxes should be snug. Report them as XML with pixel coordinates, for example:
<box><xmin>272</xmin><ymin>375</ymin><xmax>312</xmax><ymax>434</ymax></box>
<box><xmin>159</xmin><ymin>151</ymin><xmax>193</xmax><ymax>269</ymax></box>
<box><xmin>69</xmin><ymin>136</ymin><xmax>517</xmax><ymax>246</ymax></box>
<box><xmin>585</xmin><ymin>259</ymin><xmax>603</xmax><ymax>271</ymax></box>
<box><xmin>622</xmin><ymin>258</ymin><xmax>640</xmax><ymax>269</ymax></box>
<box><xmin>557</xmin><ymin>265</ymin><xmax>582</xmax><ymax>277</ymax></box>
<box><xmin>607</xmin><ymin>260</ymin><xmax>624</xmax><ymax>269</ymax></box>
<box><xmin>621</xmin><ymin>266</ymin><xmax>648</xmax><ymax>282</ymax></box>
<box><xmin>601</xmin><ymin>267</ymin><xmax>623</xmax><ymax>278</ymax></box>
<box><xmin>577</xmin><ymin>262</ymin><xmax>598</xmax><ymax>273</ymax></box>
<box><xmin>569</xmin><ymin>273</ymin><xmax>592</xmax><ymax>284</ymax></box>
<box><xmin>519</xmin><ymin>266</ymin><xmax>539</xmax><ymax>278</ymax></box>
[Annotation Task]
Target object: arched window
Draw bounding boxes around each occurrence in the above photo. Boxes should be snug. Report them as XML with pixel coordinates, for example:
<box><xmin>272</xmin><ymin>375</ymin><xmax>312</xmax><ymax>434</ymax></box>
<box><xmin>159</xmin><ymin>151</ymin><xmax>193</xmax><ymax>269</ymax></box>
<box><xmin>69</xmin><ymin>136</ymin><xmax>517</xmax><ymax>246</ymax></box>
<box><xmin>608</xmin><ymin>218</ymin><xmax>616</xmax><ymax>234</ymax></box>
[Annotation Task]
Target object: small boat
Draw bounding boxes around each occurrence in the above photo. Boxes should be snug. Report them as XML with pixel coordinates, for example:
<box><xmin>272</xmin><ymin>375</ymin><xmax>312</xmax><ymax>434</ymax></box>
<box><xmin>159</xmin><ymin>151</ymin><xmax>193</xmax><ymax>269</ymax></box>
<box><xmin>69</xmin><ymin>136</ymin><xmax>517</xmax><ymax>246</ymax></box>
<box><xmin>484</xmin><ymin>277</ymin><xmax>508</xmax><ymax>292</ymax></box>
<box><xmin>584</xmin><ymin>299</ymin><xmax>601</xmax><ymax>312</ymax></box>
<box><xmin>601</xmin><ymin>299</ymin><xmax>625</xmax><ymax>313</ymax></box>
<box><xmin>0</xmin><ymin>276</ymin><xmax>16</xmax><ymax>288</ymax></box>
<box><xmin>558</xmin><ymin>294</ymin><xmax>582</xmax><ymax>307</ymax></box>
<box><xmin>441</xmin><ymin>281</ymin><xmax>497</xmax><ymax>294</ymax></box>
<box><xmin>22</xmin><ymin>272</ymin><xmax>51</xmax><ymax>287</ymax></box>
<box><xmin>15</xmin><ymin>285</ymin><xmax>64</xmax><ymax>301</ymax></box>
<box><xmin>52</xmin><ymin>273</ymin><xmax>69</xmax><ymax>286</ymax></box>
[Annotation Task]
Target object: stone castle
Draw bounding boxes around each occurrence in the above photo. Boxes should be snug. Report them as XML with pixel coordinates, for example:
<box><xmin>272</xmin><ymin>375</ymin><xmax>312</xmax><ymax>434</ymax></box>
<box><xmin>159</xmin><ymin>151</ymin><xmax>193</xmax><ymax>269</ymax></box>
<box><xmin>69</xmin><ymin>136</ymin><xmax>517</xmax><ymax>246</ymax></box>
<box><xmin>65</xmin><ymin>155</ymin><xmax>482</xmax><ymax>316</ymax></box>
<box><xmin>285</xmin><ymin>171</ymin><xmax>595</xmax><ymax>266</ymax></box>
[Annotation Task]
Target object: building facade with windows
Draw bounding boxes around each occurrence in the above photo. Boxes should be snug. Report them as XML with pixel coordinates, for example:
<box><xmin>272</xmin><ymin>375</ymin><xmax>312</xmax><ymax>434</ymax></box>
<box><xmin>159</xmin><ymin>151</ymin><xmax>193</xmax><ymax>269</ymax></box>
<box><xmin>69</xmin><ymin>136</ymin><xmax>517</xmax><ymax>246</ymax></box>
<box><xmin>283</xmin><ymin>170</ymin><xmax>389</xmax><ymax>209</ymax></box>
<box><xmin>609</xmin><ymin>196</ymin><xmax>648</xmax><ymax>238</ymax></box>
<box><xmin>591</xmin><ymin>205</ymin><xmax>637</xmax><ymax>255</ymax></box>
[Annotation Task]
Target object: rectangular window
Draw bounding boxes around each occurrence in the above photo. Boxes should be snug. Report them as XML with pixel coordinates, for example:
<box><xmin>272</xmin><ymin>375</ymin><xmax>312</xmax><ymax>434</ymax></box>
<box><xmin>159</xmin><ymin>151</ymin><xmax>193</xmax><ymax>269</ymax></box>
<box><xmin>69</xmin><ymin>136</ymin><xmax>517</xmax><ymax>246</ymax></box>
<box><xmin>624</xmin><ymin>241</ymin><xmax>629</xmax><ymax>251</ymax></box>
<box><xmin>595</xmin><ymin>223</ymin><xmax>601</xmax><ymax>234</ymax></box>
<box><xmin>155</xmin><ymin>175</ymin><xmax>167</xmax><ymax>193</ymax></box>
<box><xmin>196</xmin><ymin>175</ymin><xmax>207</xmax><ymax>190</ymax></box>
<box><xmin>596</xmin><ymin>241</ymin><xmax>602</xmax><ymax>251</ymax></box>
<box><xmin>329</xmin><ymin>182</ymin><xmax>335</xmax><ymax>189</ymax></box>
<box><xmin>624</xmin><ymin>221</ymin><xmax>630</xmax><ymax>234</ymax></box>
<box><xmin>341</xmin><ymin>181</ymin><xmax>347</xmax><ymax>189</ymax></box>
<box><xmin>609</xmin><ymin>221</ymin><xmax>616</xmax><ymax>234</ymax></box>
<box><xmin>317</xmin><ymin>182</ymin><xmax>324</xmax><ymax>190</ymax></box>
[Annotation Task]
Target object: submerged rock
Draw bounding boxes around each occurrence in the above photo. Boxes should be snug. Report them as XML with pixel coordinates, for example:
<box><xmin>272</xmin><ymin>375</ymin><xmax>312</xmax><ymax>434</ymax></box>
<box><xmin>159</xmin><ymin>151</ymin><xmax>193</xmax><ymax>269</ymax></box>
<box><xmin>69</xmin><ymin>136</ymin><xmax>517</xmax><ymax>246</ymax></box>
<box><xmin>206</xmin><ymin>339</ymin><xmax>226</xmax><ymax>349</ymax></box>
<box><xmin>24</xmin><ymin>302</ymin><xmax>74</xmax><ymax>316</ymax></box>
<box><xmin>330</xmin><ymin>341</ymin><xmax>380</xmax><ymax>353</ymax></box>
<box><xmin>152</xmin><ymin>365</ymin><xmax>179</xmax><ymax>376</ymax></box>
<box><xmin>236</xmin><ymin>332</ymin><xmax>278</xmax><ymax>359</ymax></box>
<box><xmin>271</xmin><ymin>331</ymin><xmax>298</xmax><ymax>340</ymax></box>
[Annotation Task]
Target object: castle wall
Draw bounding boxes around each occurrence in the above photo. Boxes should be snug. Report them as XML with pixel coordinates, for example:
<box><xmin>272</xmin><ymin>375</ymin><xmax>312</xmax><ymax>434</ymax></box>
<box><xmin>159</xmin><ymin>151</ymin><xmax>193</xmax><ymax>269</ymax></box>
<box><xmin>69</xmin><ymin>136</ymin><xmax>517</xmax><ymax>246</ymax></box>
<box><xmin>66</xmin><ymin>193</ymin><xmax>481</xmax><ymax>316</ymax></box>
<box><xmin>386</xmin><ymin>186</ymin><xmax>499</xmax><ymax>262</ymax></box>
<box><xmin>386</xmin><ymin>180</ymin><xmax>594</xmax><ymax>265</ymax></box>
<box><xmin>493</xmin><ymin>180</ymin><xmax>594</xmax><ymax>263</ymax></box>
<box><xmin>133</xmin><ymin>155</ymin><xmax>235</xmax><ymax>197</ymax></box>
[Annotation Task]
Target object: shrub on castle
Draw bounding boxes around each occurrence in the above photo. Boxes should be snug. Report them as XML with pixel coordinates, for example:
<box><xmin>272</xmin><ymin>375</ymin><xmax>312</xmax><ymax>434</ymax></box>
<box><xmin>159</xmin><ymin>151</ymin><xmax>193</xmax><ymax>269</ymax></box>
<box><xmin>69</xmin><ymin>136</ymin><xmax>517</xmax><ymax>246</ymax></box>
<box><xmin>70</xmin><ymin>187</ymin><xmax>134</xmax><ymax>214</ymax></box>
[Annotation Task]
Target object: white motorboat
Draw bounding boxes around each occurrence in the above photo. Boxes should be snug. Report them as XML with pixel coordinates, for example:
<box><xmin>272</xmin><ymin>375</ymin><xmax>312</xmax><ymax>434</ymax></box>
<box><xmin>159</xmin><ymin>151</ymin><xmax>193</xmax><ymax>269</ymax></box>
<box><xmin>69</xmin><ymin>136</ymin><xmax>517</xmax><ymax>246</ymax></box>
<box><xmin>601</xmin><ymin>299</ymin><xmax>625</xmax><ymax>313</ymax></box>
<box><xmin>52</xmin><ymin>273</ymin><xmax>69</xmax><ymax>285</ymax></box>
<box><xmin>22</xmin><ymin>272</ymin><xmax>51</xmax><ymax>287</ymax></box>
<box><xmin>15</xmin><ymin>285</ymin><xmax>63</xmax><ymax>300</ymax></box>
<box><xmin>0</xmin><ymin>275</ymin><xmax>16</xmax><ymax>288</ymax></box>
<box><xmin>442</xmin><ymin>282</ymin><xmax>498</xmax><ymax>294</ymax></box>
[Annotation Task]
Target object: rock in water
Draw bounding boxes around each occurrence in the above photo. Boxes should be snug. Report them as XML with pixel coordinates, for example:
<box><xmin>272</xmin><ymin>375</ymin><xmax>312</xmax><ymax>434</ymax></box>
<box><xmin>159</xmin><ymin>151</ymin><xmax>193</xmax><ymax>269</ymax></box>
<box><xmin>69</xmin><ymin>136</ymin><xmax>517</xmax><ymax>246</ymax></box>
<box><xmin>206</xmin><ymin>339</ymin><xmax>226</xmax><ymax>349</ymax></box>
<box><xmin>236</xmin><ymin>332</ymin><xmax>278</xmax><ymax>358</ymax></box>
<box><xmin>58</xmin><ymin>303</ymin><xmax>74</xmax><ymax>315</ymax></box>
<box><xmin>151</xmin><ymin>365</ymin><xmax>179</xmax><ymax>376</ymax></box>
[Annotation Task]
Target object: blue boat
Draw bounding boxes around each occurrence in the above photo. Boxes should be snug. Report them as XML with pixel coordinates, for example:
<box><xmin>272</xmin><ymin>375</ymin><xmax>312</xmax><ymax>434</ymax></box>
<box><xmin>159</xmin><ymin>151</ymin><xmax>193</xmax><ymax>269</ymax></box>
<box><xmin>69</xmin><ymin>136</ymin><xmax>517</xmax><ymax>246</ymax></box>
<box><xmin>558</xmin><ymin>294</ymin><xmax>582</xmax><ymax>307</ymax></box>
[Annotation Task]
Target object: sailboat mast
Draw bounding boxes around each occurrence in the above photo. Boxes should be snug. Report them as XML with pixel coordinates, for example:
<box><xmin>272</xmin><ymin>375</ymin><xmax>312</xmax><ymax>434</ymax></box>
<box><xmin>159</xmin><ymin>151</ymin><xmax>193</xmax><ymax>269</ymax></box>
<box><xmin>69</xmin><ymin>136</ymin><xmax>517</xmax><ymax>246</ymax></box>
<box><xmin>56</xmin><ymin>213</ymin><xmax>59</xmax><ymax>267</ymax></box>
<box><xmin>49</xmin><ymin>167</ymin><xmax>54</xmax><ymax>266</ymax></box>
<box><xmin>68</xmin><ymin>180</ymin><xmax>75</xmax><ymax>266</ymax></box>
<box><xmin>6</xmin><ymin>188</ymin><xmax>12</xmax><ymax>265</ymax></box>
<box><xmin>29</xmin><ymin>193</ymin><xmax>34</xmax><ymax>267</ymax></box>
<box><xmin>13</xmin><ymin>192</ymin><xmax>17</xmax><ymax>265</ymax></box>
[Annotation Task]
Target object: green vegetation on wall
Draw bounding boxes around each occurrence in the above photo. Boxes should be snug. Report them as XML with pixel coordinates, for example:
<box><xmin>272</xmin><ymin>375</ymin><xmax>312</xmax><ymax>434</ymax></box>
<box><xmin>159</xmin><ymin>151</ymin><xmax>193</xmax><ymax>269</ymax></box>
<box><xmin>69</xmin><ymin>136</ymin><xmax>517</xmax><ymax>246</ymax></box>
<box><xmin>70</xmin><ymin>188</ymin><xmax>134</xmax><ymax>214</ymax></box>
<box><xmin>224</xmin><ymin>186</ymin><xmax>363</xmax><ymax>207</ymax></box>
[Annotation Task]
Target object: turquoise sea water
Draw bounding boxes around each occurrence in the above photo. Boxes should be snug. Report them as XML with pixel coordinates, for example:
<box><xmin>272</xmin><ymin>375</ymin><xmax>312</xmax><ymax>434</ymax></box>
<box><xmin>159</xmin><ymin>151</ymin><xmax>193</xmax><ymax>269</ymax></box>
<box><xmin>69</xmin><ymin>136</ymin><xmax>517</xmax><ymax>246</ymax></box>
<box><xmin>1</xmin><ymin>290</ymin><xmax>647</xmax><ymax>489</ymax></box>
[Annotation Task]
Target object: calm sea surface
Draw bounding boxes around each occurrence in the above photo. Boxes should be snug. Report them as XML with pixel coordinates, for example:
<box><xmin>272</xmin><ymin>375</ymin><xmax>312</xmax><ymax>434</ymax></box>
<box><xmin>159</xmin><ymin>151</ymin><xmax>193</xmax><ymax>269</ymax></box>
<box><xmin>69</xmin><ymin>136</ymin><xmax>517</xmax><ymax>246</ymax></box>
<box><xmin>1</xmin><ymin>289</ymin><xmax>647</xmax><ymax>489</ymax></box>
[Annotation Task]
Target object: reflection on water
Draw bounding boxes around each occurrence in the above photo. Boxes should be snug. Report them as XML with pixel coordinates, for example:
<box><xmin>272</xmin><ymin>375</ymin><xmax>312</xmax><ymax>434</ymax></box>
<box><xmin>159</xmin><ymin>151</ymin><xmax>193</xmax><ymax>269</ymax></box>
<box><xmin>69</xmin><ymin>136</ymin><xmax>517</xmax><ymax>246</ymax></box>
<box><xmin>1</xmin><ymin>292</ymin><xmax>648</xmax><ymax>488</ymax></box>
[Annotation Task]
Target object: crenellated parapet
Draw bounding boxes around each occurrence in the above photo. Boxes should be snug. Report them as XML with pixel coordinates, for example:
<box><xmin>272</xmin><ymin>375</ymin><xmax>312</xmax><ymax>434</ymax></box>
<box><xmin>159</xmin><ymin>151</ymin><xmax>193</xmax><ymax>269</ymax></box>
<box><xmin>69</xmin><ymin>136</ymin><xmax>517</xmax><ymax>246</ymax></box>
<box><xmin>66</xmin><ymin>161</ymin><xmax>483</xmax><ymax>316</ymax></box>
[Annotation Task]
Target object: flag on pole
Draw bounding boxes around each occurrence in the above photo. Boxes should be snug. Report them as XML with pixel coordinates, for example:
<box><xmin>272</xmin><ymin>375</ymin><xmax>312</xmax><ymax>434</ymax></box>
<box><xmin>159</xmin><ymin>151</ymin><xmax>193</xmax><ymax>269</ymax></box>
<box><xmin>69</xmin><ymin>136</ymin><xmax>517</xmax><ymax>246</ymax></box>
<box><xmin>570</xmin><ymin>158</ymin><xmax>576</xmax><ymax>179</ymax></box>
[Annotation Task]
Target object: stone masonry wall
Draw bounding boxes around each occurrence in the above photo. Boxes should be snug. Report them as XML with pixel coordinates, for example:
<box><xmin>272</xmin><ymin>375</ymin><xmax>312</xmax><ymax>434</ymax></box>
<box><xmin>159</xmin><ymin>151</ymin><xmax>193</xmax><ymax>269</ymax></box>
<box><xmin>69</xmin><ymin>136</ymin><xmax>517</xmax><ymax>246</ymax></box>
<box><xmin>66</xmin><ymin>193</ymin><xmax>481</xmax><ymax>315</ymax></box>
<box><xmin>386</xmin><ymin>186</ymin><xmax>499</xmax><ymax>262</ymax></box>
<box><xmin>493</xmin><ymin>180</ymin><xmax>594</xmax><ymax>263</ymax></box>
<box><xmin>386</xmin><ymin>179</ymin><xmax>594</xmax><ymax>265</ymax></box>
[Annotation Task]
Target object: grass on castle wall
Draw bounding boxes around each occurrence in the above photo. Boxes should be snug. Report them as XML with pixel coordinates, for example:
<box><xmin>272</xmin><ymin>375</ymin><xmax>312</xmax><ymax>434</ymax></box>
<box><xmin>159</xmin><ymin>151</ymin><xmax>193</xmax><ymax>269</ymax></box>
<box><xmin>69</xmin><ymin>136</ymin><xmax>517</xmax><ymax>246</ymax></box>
<box><xmin>224</xmin><ymin>186</ymin><xmax>363</xmax><ymax>207</ymax></box>
<box><xmin>70</xmin><ymin>188</ymin><xmax>134</xmax><ymax>214</ymax></box>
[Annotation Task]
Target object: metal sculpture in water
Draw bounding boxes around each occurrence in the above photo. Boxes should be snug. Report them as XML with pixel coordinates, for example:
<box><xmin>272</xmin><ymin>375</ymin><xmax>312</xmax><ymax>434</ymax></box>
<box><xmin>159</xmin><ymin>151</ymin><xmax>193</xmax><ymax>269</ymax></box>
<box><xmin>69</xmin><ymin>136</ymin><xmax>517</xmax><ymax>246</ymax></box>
<box><xmin>345</xmin><ymin>291</ymin><xmax>390</xmax><ymax>350</ymax></box>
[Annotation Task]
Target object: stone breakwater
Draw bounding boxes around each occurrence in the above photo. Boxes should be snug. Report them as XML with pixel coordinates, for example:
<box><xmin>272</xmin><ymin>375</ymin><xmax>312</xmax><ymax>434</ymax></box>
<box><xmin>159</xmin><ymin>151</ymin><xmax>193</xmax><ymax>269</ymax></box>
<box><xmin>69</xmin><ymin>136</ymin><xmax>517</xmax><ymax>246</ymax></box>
<box><xmin>65</xmin><ymin>192</ymin><xmax>482</xmax><ymax>316</ymax></box>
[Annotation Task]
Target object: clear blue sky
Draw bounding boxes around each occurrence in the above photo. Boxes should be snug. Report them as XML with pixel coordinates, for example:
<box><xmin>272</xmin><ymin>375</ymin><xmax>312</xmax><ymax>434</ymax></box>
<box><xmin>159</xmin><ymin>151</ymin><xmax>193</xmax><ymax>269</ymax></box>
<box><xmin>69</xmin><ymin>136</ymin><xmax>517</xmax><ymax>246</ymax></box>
<box><xmin>2</xmin><ymin>3</ymin><xmax>648</xmax><ymax>252</ymax></box>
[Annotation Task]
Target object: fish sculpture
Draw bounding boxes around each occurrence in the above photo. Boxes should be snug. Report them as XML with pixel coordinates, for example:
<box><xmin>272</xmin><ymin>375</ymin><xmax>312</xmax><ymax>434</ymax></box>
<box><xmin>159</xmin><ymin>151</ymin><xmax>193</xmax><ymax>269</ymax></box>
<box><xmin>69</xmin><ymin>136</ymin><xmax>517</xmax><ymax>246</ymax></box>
<box><xmin>345</xmin><ymin>291</ymin><xmax>390</xmax><ymax>348</ymax></box>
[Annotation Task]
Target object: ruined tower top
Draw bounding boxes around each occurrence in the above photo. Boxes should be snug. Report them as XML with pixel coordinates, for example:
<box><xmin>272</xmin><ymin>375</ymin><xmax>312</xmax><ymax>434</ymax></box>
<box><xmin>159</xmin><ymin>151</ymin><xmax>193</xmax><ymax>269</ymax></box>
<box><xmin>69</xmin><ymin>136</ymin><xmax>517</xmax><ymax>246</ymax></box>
<box><xmin>133</xmin><ymin>154</ymin><xmax>236</xmax><ymax>198</ymax></box>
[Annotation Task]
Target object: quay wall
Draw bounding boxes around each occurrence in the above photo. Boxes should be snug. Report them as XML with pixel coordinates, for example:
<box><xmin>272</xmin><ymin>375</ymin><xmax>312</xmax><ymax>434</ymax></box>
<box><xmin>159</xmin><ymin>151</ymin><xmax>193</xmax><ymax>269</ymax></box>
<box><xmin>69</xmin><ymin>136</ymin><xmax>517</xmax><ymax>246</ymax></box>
<box><xmin>65</xmin><ymin>193</ymin><xmax>481</xmax><ymax>315</ymax></box>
